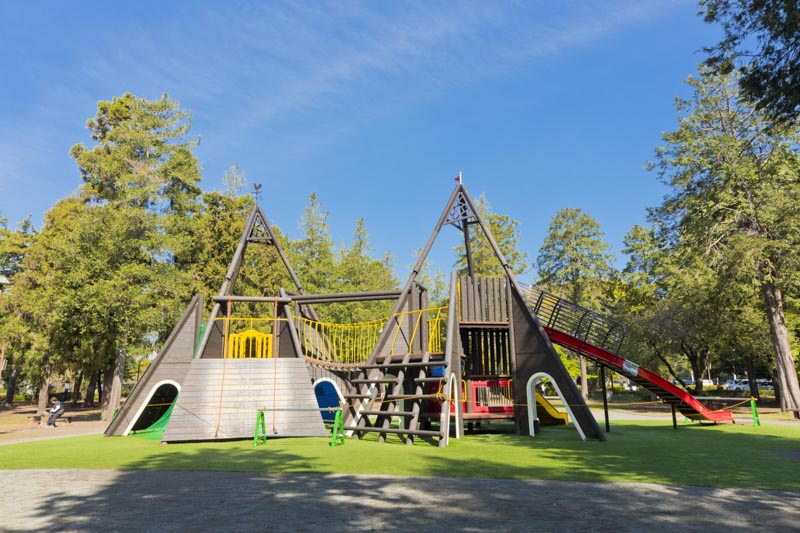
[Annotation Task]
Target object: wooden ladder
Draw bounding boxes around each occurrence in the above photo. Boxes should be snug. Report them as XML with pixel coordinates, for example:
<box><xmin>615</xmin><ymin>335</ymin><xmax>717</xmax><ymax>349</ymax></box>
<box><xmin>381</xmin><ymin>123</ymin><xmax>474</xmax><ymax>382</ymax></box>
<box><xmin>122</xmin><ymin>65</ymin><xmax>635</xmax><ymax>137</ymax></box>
<box><xmin>344</xmin><ymin>352</ymin><xmax>448</xmax><ymax>444</ymax></box>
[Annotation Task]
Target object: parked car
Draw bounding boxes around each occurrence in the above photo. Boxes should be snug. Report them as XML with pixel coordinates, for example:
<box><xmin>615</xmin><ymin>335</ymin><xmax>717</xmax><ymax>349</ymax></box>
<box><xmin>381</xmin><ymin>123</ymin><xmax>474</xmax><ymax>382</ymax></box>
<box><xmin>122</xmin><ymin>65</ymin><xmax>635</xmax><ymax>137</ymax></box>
<box><xmin>727</xmin><ymin>379</ymin><xmax>750</xmax><ymax>391</ymax></box>
<box><xmin>623</xmin><ymin>380</ymin><xmax>638</xmax><ymax>392</ymax></box>
<box><xmin>728</xmin><ymin>378</ymin><xmax>773</xmax><ymax>392</ymax></box>
<box><xmin>757</xmin><ymin>379</ymin><xmax>774</xmax><ymax>391</ymax></box>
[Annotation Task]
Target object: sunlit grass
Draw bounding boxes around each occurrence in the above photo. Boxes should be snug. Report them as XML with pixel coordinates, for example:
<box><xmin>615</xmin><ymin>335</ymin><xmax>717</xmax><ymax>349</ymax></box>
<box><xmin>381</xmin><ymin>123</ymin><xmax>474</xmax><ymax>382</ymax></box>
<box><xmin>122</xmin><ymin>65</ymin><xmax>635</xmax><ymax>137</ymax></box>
<box><xmin>3</xmin><ymin>420</ymin><xmax>800</xmax><ymax>491</ymax></box>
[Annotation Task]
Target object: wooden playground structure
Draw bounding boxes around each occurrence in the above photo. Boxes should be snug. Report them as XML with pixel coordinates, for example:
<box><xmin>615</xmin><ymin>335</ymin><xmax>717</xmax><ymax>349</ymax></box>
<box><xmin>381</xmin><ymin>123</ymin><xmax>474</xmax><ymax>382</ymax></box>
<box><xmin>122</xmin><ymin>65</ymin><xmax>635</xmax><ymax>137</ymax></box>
<box><xmin>105</xmin><ymin>182</ymin><xmax>732</xmax><ymax>445</ymax></box>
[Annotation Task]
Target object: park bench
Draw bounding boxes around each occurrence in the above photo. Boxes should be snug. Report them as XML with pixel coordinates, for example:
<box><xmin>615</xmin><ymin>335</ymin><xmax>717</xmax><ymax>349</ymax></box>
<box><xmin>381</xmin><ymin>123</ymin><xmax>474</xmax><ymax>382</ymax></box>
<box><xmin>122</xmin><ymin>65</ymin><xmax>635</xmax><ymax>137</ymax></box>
<box><xmin>27</xmin><ymin>414</ymin><xmax>73</xmax><ymax>427</ymax></box>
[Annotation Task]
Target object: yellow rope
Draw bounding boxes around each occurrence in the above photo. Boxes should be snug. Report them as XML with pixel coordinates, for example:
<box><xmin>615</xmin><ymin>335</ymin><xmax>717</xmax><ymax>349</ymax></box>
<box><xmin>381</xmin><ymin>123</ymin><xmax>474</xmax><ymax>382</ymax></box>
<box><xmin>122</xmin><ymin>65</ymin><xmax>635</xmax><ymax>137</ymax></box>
<box><xmin>124</xmin><ymin>394</ymin><xmax>752</xmax><ymax>416</ymax></box>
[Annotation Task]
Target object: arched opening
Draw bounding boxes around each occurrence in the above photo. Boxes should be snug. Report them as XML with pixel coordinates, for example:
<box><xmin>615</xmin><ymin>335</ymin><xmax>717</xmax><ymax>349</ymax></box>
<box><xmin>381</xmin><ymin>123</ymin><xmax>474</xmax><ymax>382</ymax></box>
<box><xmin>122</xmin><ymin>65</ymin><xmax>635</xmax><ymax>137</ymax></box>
<box><xmin>314</xmin><ymin>379</ymin><xmax>343</xmax><ymax>422</ymax></box>
<box><xmin>128</xmin><ymin>382</ymin><xmax>179</xmax><ymax>435</ymax></box>
<box><xmin>526</xmin><ymin>372</ymin><xmax>585</xmax><ymax>440</ymax></box>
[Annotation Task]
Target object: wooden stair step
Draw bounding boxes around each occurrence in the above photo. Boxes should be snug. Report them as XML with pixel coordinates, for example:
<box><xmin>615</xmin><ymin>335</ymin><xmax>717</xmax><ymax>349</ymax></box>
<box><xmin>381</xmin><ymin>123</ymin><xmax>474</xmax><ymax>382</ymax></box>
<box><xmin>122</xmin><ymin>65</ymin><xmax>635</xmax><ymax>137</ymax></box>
<box><xmin>374</xmin><ymin>355</ymin><xmax>446</xmax><ymax>363</ymax></box>
<box><xmin>361</xmin><ymin>361</ymin><xmax>444</xmax><ymax>369</ymax></box>
<box><xmin>344</xmin><ymin>393</ymin><xmax>373</xmax><ymax>399</ymax></box>
<box><xmin>414</xmin><ymin>377</ymin><xmax>444</xmax><ymax>383</ymax></box>
<box><xmin>344</xmin><ymin>426</ymin><xmax>442</xmax><ymax>437</ymax></box>
<box><xmin>386</xmin><ymin>393</ymin><xmax>440</xmax><ymax>400</ymax></box>
<box><xmin>359</xmin><ymin>410</ymin><xmax>416</xmax><ymax>417</ymax></box>
<box><xmin>350</xmin><ymin>378</ymin><xmax>398</xmax><ymax>384</ymax></box>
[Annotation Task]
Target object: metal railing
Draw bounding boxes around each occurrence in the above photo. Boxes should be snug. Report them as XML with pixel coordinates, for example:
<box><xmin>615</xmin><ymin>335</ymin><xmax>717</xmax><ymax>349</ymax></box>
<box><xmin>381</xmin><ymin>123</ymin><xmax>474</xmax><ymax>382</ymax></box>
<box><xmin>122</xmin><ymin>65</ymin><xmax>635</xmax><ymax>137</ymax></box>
<box><xmin>521</xmin><ymin>285</ymin><xmax>626</xmax><ymax>354</ymax></box>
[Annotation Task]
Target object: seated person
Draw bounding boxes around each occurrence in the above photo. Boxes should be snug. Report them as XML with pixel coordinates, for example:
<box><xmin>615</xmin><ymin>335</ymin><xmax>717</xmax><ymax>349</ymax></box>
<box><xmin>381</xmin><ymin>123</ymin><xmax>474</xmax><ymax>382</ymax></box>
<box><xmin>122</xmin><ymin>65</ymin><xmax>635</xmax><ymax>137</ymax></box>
<box><xmin>47</xmin><ymin>396</ymin><xmax>65</xmax><ymax>427</ymax></box>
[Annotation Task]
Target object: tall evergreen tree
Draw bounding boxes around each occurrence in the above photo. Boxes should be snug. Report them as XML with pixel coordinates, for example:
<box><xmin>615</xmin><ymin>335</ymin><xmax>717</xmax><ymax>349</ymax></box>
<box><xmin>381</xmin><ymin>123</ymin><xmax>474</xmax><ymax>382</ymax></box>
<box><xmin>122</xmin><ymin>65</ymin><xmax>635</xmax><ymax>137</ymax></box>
<box><xmin>289</xmin><ymin>195</ymin><xmax>397</xmax><ymax>323</ymax></box>
<box><xmin>66</xmin><ymin>93</ymin><xmax>203</xmax><ymax>420</ymax></box>
<box><xmin>536</xmin><ymin>207</ymin><xmax>615</xmax><ymax>309</ymax></box>
<box><xmin>651</xmin><ymin>69</ymin><xmax>800</xmax><ymax>416</ymax></box>
<box><xmin>291</xmin><ymin>193</ymin><xmax>336</xmax><ymax>297</ymax></box>
<box><xmin>536</xmin><ymin>207</ymin><xmax>615</xmax><ymax>399</ymax></box>
<box><xmin>328</xmin><ymin>219</ymin><xmax>398</xmax><ymax>323</ymax></box>
<box><xmin>0</xmin><ymin>214</ymin><xmax>37</xmax><ymax>406</ymax></box>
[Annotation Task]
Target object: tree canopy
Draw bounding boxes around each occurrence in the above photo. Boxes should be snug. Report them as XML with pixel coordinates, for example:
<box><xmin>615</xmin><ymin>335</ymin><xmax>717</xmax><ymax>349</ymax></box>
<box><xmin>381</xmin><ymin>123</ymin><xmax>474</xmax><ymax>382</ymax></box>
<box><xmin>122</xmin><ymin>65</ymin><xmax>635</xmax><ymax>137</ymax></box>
<box><xmin>536</xmin><ymin>207</ymin><xmax>615</xmax><ymax>399</ymax></box>
<box><xmin>649</xmin><ymin>68</ymin><xmax>800</xmax><ymax>413</ymax></box>
<box><xmin>454</xmin><ymin>193</ymin><xmax>529</xmax><ymax>277</ymax></box>
<box><xmin>536</xmin><ymin>207</ymin><xmax>615</xmax><ymax>309</ymax></box>
<box><xmin>701</xmin><ymin>0</ymin><xmax>800</xmax><ymax>123</ymax></box>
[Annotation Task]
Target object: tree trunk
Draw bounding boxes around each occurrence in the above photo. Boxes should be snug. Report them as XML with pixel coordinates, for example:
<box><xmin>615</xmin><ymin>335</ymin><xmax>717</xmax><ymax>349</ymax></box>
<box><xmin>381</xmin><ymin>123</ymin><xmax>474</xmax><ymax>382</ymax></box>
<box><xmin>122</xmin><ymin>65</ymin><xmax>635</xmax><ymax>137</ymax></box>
<box><xmin>71</xmin><ymin>372</ymin><xmax>83</xmax><ymax>407</ymax></box>
<box><xmin>579</xmin><ymin>356</ymin><xmax>589</xmax><ymax>401</ymax></box>
<box><xmin>772</xmin><ymin>368</ymin><xmax>782</xmax><ymax>407</ymax></box>
<box><xmin>745</xmin><ymin>355</ymin><xmax>759</xmax><ymax>401</ymax></box>
<box><xmin>36</xmin><ymin>377</ymin><xmax>51</xmax><ymax>416</ymax></box>
<box><xmin>84</xmin><ymin>372</ymin><xmax>97</xmax><ymax>405</ymax></box>
<box><xmin>101</xmin><ymin>352</ymin><xmax>125</xmax><ymax>421</ymax></box>
<box><xmin>761</xmin><ymin>281</ymin><xmax>800</xmax><ymax>419</ymax></box>
<box><xmin>97</xmin><ymin>370</ymin><xmax>103</xmax><ymax>403</ymax></box>
<box><xmin>3</xmin><ymin>366</ymin><xmax>18</xmax><ymax>406</ymax></box>
<box><xmin>682</xmin><ymin>344</ymin><xmax>705</xmax><ymax>395</ymax></box>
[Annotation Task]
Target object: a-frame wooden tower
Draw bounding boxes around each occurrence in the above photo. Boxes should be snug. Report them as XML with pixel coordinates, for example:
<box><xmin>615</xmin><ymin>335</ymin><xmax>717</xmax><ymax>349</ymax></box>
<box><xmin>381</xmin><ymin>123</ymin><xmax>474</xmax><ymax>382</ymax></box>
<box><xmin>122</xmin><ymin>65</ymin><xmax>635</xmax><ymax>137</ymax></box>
<box><xmin>106</xmin><ymin>203</ymin><xmax>327</xmax><ymax>441</ymax></box>
<box><xmin>343</xmin><ymin>183</ymin><xmax>605</xmax><ymax>444</ymax></box>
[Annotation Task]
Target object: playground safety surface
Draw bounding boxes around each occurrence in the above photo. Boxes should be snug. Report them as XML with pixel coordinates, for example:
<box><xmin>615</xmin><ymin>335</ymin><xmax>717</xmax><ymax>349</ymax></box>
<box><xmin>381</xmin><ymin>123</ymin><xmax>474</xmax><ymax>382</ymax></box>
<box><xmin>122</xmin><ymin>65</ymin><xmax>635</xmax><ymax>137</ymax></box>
<box><xmin>2</xmin><ymin>469</ymin><xmax>800</xmax><ymax>531</ymax></box>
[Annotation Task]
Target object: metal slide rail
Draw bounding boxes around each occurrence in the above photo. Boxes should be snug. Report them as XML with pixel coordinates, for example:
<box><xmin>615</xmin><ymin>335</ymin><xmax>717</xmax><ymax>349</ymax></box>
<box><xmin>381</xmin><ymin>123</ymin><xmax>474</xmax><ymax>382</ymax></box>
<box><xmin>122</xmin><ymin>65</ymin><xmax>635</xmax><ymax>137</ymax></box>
<box><xmin>522</xmin><ymin>285</ymin><xmax>626</xmax><ymax>354</ymax></box>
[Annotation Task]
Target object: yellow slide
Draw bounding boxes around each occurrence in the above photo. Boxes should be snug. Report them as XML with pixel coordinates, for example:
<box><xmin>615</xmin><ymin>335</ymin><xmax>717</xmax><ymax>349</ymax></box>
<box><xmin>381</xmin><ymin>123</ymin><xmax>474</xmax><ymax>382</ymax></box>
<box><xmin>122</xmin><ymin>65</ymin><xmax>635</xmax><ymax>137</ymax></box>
<box><xmin>535</xmin><ymin>392</ymin><xmax>569</xmax><ymax>425</ymax></box>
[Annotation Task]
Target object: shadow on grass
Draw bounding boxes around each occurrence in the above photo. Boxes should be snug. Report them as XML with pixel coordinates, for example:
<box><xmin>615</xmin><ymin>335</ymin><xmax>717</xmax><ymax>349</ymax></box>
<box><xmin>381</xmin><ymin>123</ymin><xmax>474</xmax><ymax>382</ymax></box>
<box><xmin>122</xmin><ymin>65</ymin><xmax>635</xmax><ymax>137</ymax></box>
<box><xmin>9</xmin><ymin>421</ymin><xmax>800</xmax><ymax>530</ymax></box>
<box><xmin>437</xmin><ymin>421</ymin><xmax>800</xmax><ymax>490</ymax></box>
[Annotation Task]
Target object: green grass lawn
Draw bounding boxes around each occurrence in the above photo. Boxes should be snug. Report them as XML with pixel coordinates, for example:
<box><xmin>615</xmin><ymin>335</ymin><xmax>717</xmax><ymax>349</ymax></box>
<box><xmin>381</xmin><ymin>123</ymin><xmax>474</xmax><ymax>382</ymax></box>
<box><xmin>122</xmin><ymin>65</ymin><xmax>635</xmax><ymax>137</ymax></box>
<box><xmin>4</xmin><ymin>420</ymin><xmax>800</xmax><ymax>491</ymax></box>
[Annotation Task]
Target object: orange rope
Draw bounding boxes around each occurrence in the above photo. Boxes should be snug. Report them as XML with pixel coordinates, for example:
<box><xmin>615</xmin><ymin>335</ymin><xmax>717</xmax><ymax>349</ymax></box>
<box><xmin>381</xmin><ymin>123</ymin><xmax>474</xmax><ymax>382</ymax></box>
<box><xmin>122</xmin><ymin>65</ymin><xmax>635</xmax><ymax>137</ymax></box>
<box><xmin>272</xmin><ymin>300</ymin><xmax>278</xmax><ymax>434</ymax></box>
<box><xmin>214</xmin><ymin>298</ymin><xmax>232</xmax><ymax>437</ymax></box>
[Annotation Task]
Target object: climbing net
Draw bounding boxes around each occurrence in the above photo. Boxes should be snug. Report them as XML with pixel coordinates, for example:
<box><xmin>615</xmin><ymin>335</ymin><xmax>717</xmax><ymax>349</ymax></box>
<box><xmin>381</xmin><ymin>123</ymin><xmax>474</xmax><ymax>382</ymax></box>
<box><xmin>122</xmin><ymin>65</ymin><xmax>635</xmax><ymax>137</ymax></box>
<box><xmin>213</xmin><ymin>304</ymin><xmax>448</xmax><ymax>365</ymax></box>
<box><xmin>297</xmin><ymin>306</ymin><xmax>448</xmax><ymax>366</ymax></box>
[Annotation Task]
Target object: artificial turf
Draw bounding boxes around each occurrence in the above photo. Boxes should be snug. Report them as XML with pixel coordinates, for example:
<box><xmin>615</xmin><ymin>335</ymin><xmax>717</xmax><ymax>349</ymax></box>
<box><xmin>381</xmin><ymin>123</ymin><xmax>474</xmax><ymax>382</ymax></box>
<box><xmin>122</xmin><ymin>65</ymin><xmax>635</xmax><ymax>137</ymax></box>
<box><xmin>3</xmin><ymin>420</ymin><xmax>800</xmax><ymax>492</ymax></box>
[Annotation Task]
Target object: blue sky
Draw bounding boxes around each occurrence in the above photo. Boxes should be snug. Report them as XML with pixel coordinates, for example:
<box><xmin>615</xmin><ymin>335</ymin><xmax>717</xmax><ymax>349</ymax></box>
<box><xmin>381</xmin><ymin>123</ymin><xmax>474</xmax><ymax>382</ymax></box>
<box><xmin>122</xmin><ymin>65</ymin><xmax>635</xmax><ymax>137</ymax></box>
<box><xmin>0</xmin><ymin>1</ymin><xmax>720</xmax><ymax>281</ymax></box>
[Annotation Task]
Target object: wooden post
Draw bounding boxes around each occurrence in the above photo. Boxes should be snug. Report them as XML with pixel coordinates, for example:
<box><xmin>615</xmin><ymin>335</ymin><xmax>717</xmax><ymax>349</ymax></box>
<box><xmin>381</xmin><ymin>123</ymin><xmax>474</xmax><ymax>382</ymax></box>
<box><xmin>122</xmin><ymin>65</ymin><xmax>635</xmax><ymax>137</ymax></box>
<box><xmin>600</xmin><ymin>365</ymin><xmax>610</xmax><ymax>433</ymax></box>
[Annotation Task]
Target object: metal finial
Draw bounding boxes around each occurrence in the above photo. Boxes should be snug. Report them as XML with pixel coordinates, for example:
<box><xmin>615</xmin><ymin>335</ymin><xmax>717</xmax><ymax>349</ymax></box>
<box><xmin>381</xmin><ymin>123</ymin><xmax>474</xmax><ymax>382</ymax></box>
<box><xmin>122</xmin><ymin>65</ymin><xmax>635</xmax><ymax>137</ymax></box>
<box><xmin>253</xmin><ymin>183</ymin><xmax>263</xmax><ymax>202</ymax></box>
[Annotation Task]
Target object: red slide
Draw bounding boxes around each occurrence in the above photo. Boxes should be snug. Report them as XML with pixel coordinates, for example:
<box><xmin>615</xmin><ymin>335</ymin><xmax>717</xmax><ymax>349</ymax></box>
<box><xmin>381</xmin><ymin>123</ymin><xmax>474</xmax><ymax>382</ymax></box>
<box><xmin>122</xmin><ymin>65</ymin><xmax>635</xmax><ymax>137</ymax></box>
<box><xmin>525</xmin><ymin>286</ymin><xmax>734</xmax><ymax>423</ymax></box>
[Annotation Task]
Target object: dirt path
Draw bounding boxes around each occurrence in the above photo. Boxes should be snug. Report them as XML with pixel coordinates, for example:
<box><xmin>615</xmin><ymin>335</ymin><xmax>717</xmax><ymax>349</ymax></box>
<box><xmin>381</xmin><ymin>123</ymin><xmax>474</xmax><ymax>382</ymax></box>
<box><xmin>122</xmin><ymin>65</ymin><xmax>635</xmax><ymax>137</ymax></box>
<box><xmin>2</xmin><ymin>469</ymin><xmax>799</xmax><ymax>531</ymax></box>
<box><xmin>0</xmin><ymin>404</ymin><xmax>107</xmax><ymax>446</ymax></box>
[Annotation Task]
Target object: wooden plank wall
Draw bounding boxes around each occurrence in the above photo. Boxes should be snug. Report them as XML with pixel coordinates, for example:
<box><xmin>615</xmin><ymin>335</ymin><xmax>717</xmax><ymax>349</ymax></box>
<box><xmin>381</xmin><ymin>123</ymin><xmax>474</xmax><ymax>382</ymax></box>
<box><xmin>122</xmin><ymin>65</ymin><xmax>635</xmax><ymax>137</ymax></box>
<box><xmin>459</xmin><ymin>276</ymin><xmax>509</xmax><ymax>323</ymax></box>
<box><xmin>201</xmin><ymin>319</ymin><xmax>226</xmax><ymax>359</ymax></box>
<box><xmin>161</xmin><ymin>359</ymin><xmax>326</xmax><ymax>442</ymax></box>
<box><xmin>508</xmin><ymin>286</ymin><xmax>603</xmax><ymax>440</ymax></box>
<box><xmin>105</xmin><ymin>297</ymin><xmax>199</xmax><ymax>437</ymax></box>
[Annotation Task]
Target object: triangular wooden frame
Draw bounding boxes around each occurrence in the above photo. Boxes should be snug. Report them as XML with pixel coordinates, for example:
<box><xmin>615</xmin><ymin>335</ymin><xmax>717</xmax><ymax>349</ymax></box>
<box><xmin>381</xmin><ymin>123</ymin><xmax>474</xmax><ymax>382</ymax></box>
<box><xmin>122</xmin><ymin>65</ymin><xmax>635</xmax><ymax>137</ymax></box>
<box><xmin>364</xmin><ymin>183</ymin><xmax>604</xmax><ymax>441</ymax></box>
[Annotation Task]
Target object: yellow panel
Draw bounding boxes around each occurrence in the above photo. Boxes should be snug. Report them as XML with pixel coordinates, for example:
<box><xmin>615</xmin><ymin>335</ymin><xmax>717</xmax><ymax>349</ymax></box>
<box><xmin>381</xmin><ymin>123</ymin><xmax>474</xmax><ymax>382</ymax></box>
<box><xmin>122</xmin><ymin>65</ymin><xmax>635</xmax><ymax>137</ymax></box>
<box><xmin>228</xmin><ymin>329</ymin><xmax>273</xmax><ymax>359</ymax></box>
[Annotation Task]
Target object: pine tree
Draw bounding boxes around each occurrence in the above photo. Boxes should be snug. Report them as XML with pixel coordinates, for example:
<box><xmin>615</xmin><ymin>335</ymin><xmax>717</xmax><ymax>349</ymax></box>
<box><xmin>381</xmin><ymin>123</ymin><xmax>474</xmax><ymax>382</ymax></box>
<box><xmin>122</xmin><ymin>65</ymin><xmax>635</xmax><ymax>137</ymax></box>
<box><xmin>651</xmin><ymin>69</ymin><xmax>800</xmax><ymax>416</ymax></box>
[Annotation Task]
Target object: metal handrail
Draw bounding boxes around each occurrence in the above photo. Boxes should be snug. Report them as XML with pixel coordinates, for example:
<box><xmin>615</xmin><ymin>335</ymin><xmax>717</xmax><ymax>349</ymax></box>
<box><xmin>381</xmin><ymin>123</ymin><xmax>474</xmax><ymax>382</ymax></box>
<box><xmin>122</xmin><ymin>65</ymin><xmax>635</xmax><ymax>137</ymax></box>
<box><xmin>521</xmin><ymin>284</ymin><xmax>626</xmax><ymax>353</ymax></box>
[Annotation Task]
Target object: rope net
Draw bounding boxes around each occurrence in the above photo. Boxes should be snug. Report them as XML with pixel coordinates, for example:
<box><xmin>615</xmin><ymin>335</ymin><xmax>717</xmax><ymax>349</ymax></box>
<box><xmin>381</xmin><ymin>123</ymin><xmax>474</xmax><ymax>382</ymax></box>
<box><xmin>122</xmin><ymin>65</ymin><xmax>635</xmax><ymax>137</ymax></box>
<box><xmin>296</xmin><ymin>306</ymin><xmax>448</xmax><ymax>365</ymax></box>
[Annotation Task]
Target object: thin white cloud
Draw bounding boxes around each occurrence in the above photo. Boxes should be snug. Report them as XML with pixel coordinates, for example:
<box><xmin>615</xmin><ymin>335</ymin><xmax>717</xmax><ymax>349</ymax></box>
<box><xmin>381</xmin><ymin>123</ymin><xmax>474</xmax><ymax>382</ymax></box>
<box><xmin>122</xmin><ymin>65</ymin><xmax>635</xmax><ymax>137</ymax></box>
<box><xmin>0</xmin><ymin>0</ymin><xmax>690</xmax><ymax>224</ymax></box>
<box><xmin>185</xmin><ymin>0</ymin><xmax>685</xmax><ymax>153</ymax></box>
